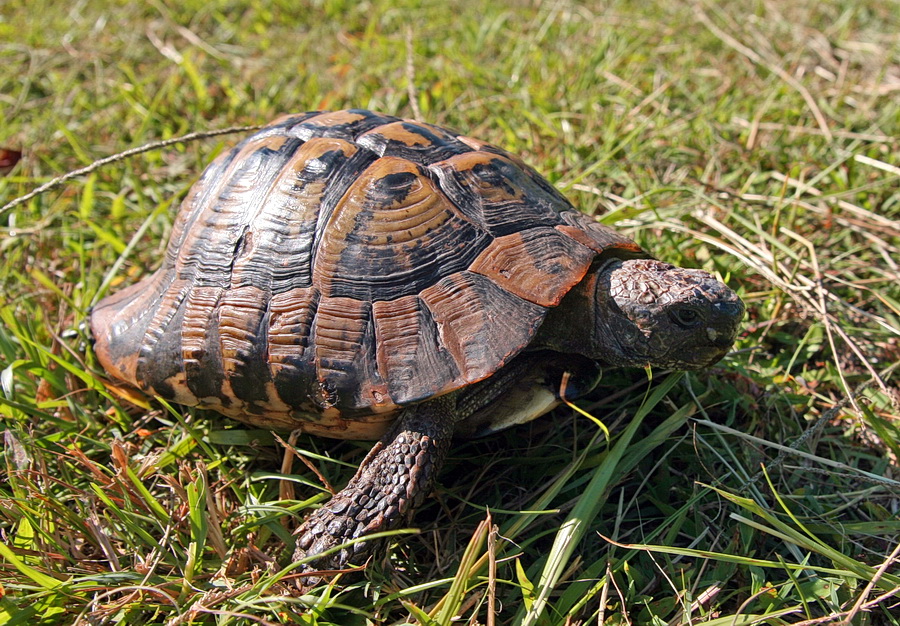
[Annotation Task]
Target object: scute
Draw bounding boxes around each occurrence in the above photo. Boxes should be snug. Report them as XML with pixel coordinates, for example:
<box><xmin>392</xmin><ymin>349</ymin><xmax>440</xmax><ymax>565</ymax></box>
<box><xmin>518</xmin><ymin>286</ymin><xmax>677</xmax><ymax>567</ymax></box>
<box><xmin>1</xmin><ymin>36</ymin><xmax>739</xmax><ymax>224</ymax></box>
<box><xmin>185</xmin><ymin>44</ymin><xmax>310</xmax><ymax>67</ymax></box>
<box><xmin>90</xmin><ymin>109</ymin><xmax>648</xmax><ymax>439</ymax></box>
<box><xmin>311</xmin><ymin>155</ymin><xmax>491</xmax><ymax>301</ymax></box>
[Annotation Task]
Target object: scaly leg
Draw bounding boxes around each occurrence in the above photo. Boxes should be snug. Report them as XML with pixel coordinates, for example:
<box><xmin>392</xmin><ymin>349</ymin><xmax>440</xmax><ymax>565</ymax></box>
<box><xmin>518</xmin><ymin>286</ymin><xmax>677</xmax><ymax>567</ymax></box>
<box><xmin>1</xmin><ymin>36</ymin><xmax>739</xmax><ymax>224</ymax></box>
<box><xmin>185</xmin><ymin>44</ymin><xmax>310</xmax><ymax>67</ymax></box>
<box><xmin>293</xmin><ymin>394</ymin><xmax>456</xmax><ymax>571</ymax></box>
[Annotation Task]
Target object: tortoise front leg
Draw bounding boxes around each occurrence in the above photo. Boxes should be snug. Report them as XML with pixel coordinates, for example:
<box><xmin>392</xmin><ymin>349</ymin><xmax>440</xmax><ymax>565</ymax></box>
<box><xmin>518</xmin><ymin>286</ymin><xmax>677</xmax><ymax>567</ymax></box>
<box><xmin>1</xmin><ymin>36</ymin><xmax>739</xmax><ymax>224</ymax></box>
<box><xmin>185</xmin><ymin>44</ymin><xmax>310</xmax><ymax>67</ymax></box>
<box><xmin>293</xmin><ymin>394</ymin><xmax>456</xmax><ymax>573</ymax></box>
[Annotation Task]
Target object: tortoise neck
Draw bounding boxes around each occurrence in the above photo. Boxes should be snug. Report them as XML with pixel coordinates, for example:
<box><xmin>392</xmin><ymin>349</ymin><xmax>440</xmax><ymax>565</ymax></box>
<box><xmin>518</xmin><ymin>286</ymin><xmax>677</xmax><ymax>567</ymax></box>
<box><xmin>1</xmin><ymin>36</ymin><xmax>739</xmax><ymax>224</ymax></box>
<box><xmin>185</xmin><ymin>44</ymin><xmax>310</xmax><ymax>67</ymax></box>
<box><xmin>534</xmin><ymin>259</ymin><xmax>621</xmax><ymax>361</ymax></box>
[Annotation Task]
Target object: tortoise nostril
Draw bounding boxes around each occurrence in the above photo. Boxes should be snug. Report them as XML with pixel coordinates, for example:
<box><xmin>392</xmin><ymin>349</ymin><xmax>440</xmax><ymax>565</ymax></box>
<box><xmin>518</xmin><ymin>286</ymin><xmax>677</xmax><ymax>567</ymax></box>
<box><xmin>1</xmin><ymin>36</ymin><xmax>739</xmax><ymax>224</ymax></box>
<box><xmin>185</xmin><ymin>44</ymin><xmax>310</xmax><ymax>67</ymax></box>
<box><xmin>714</xmin><ymin>301</ymin><xmax>745</xmax><ymax>319</ymax></box>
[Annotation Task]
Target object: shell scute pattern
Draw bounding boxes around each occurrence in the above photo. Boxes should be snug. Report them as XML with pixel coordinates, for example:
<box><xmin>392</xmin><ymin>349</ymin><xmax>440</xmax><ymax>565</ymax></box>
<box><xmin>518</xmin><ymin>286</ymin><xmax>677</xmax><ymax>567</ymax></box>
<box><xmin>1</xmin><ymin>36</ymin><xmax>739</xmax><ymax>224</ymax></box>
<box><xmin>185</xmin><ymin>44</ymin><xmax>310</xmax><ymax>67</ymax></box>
<box><xmin>314</xmin><ymin>156</ymin><xmax>490</xmax><ymax>302</ymax></box>
<box><xmin>287</xmin><ymin>109</ymin><xmax>398</xmax><ymax>142</ymax></box>
<box><xmin>181</xmin><ymin>284</ymin><xmax>226</xmax><ymax>405</ymax></box>
<box><xmin>356</xmin><ymin>120</ymin><xmax>472</xmax><ymax>163</ymax></box>
<box><xmin>428</xmin><ymin>151</ymin><xmax>572</xmax><ymax>237</ymax></box>
<box><xmin>91</xmin><ymin>110</ymin><xmax>645</xmax><ymax>438</ymax></box>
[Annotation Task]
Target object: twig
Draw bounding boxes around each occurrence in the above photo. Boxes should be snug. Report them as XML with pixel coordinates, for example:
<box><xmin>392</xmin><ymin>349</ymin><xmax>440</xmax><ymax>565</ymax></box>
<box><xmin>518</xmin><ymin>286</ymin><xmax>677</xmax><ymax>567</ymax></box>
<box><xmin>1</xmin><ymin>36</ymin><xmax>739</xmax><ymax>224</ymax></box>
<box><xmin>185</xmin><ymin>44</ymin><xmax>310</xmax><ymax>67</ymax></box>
<box><xmin>1</xmin><ymin>124</ymin><xmax>263</xmax><ymax>217</ymax></box>
<box><xmin>787</xmin><ymin>585</ymin><xmax>900</xmax><ymax>625</ymax></box>
<box><xmin>487</xmin><ymin>514</ymin><xmax>497</xmax><ymax>626</ymax></box>
<box><xmin>274</xmin><ymin>432</ymin><xmax>336</xmax><ymax>495</ymax></box>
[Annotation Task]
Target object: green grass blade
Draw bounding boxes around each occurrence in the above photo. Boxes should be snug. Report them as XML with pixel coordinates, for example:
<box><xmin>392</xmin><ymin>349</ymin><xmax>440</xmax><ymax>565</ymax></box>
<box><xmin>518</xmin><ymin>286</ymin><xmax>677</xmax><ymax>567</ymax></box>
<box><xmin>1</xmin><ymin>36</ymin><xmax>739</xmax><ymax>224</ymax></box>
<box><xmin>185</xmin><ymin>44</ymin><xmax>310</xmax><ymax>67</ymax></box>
<box><xmin>0</xmin><ymin>541</ymin><xmax>67</xmax><ymax>590</ymax></box>
<box><xmin>521</xmin><ymin>372</ymin><xmax>684</xmax><ymax>626</ymax></box>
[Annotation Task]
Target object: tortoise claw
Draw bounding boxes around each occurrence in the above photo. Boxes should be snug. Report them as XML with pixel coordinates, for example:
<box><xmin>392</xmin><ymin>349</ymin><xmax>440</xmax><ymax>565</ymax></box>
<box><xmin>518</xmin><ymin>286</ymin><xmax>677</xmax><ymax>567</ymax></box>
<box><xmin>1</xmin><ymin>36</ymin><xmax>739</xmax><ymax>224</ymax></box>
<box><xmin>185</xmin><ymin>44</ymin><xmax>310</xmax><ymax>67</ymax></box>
<box><xmin>292</xmin><ymin>499</ymin><xmax>372</xmax><ymax>573</ymax></box>
<box><xmin>291</xmin><ymin>397</ymin><xmax>456</xmax><ymax>582</ymax></box>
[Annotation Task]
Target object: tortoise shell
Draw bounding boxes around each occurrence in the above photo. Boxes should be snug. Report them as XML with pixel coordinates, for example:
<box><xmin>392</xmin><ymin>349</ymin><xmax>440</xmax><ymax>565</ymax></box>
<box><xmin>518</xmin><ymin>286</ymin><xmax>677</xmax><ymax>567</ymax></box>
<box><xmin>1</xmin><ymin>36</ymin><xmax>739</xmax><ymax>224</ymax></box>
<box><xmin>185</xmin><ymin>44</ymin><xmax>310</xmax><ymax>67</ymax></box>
<box><xmin>91</xmin><ymin>109</ymin><xmax>645</xmax><ymax>438</ymax></box>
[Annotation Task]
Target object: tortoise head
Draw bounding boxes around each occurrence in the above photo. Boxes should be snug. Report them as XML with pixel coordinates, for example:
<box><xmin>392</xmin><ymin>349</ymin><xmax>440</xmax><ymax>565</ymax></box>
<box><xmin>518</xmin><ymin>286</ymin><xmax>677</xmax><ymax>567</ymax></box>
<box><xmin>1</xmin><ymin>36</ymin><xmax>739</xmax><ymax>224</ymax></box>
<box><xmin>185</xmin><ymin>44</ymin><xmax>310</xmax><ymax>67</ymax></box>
<box><xmin>591</xmin><ymin>258</ymin><xmax>744</xmax><ymax>370</ymax></box>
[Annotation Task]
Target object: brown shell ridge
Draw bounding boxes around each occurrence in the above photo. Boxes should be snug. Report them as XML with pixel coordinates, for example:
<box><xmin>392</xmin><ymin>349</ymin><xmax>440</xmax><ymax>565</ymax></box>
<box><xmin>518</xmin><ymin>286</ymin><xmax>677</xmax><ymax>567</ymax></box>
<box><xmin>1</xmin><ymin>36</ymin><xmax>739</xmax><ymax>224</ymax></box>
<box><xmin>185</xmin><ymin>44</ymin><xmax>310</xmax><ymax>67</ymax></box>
<box><xmin>356</xmin><ymin>119</ymin><xmax>473</xmax><ymax>164</ymax></box>
<box><xmin>90</xmin><ymin>267</ymin><xmax>174</xmax><ymax>387</ymax></box>
<box><xmin>368</xmin><ymin>273</ymin><xmax>550</xmax><ymax>408</ymax></box>
<box><xmin>288</xmin><ymin>109</ymin><xmax>402</xmax><ymax>143</ymax></box>
<box><xmin>269</xmin><ymin>286</ymin><xmax>320</xmax><ymax>412</ymax></box>
<box><xmin>372</xmin><ymin>294</ymin><xmax>460</xmax><ymax>406</ymax></box>
<box><xmin>162</xmin><ymin>151</ymin><xmax>235</xmax><ymax>269</ymax></box>
<box><xmin>305</xmin><ymin>146</ymin><xmax>382</xmax><ymax>287</ymax></box>
<box><xmin>181</xmin><ymin>284</ymin><xmax>225</xmax><ymax>405</ymax></box>
<box><xmin>313</xmin><ymin>296</ymin><xmax>387</xmax><ymax>413</ymax></box>
<box><xmin>163</xmin><ymin>126</ymin><xmax>301</xmax><ymax>272</ymax></box>
<box><xmin>262</xmin><ymin>111</ymin><xmax>323</xmax><ymax>133</ymax></box>
<box><xmin>133</xmin><ymin>278</ymin><xmax>192</xmax><ymax>400</ymax></box>
<box><xmin>217</xmin><ymin>285</ymin><xmax>277</xmax><ymax>409</ymax></box>
<box><xmin>468</xmin><ymin>226</ymin><xmax>596</xmax><ymax>307</ymax></box>
<box><xmin>555</xmin><ymin>210</ymin><xmax>644</xmax><ymax>258</ymax></box>
<box><xmin>418</xmin><ymin>271</ymin><xmax>547</xmax><ymax>387</ymax></box>
<box><xmin>427</xmin><ymin>151</ymin><xmax>573</xmax><ymax>237</ymax></box>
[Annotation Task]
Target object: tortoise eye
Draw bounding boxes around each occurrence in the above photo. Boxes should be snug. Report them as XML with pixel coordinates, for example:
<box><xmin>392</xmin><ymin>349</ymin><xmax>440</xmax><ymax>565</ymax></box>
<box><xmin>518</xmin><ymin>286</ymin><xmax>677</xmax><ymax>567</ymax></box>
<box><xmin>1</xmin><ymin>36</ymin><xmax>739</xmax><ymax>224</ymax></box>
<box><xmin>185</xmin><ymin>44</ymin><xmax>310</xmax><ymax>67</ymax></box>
<box><xmin>671</xmin><ymin>307</ymin><xmax>702</xmax><ymax>328</ymax></box>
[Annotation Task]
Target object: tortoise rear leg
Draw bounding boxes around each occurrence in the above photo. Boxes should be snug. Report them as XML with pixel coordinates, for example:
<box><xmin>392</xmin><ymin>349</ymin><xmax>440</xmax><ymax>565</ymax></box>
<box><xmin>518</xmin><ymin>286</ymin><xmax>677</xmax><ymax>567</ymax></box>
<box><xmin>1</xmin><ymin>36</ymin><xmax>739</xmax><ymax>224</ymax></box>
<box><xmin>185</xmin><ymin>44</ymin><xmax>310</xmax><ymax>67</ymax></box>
<box><xmin>293</xmin><ymin>394</ymin><xmax>457</xmax><ymax>572</ymax></box>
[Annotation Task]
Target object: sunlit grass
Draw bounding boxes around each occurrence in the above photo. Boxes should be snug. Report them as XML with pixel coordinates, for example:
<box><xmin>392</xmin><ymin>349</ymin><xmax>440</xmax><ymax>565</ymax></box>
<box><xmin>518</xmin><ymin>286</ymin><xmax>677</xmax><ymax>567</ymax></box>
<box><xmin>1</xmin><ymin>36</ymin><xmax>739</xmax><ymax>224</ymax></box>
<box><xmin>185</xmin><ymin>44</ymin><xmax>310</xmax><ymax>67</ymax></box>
<box><xmin>1</xmin><ymin>0</ymin><xmax>899</xmax><ymax>623</ymax></box>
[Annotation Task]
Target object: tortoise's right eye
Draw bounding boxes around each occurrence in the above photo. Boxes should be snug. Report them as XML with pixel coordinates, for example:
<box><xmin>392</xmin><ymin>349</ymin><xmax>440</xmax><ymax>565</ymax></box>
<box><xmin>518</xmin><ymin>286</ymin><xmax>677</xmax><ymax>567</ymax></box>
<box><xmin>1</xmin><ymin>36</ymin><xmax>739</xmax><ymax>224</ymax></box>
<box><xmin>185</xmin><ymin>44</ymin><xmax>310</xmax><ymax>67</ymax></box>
<box><xmin>670</xmin><ymin>306</ymin><xmax>703</xmax><ymax>329</ymax></box>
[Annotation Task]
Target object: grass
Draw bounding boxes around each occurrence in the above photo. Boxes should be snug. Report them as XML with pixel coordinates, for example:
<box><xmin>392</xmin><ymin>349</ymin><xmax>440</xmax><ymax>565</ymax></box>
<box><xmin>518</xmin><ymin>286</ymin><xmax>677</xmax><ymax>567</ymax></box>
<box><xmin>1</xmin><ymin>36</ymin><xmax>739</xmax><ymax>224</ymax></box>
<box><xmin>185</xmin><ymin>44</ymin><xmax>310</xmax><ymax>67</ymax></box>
<box><xmin>1</xmin><ymin>0</ymin><xmax>899</xmax><ymax>623</ymax></box>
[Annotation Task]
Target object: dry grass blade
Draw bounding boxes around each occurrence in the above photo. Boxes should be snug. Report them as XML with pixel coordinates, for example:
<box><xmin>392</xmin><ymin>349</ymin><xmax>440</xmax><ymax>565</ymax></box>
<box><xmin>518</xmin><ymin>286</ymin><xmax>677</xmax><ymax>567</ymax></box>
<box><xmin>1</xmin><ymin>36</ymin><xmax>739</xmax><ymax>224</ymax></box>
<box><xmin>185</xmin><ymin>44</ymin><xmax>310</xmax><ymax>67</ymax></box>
<box><xmin>842</xmin><ymin>540</ymin><xmax>900</xmax><ymax>624</ymax></box>
<box><xmin>694</xmin><ymin>1</ymin><xmax>833</xmax><ymax>141</ymax></box>
<box><xmin>1</xmin><ymin>0</ymin><xmax>899</xmax><ymax>623</ymax></box>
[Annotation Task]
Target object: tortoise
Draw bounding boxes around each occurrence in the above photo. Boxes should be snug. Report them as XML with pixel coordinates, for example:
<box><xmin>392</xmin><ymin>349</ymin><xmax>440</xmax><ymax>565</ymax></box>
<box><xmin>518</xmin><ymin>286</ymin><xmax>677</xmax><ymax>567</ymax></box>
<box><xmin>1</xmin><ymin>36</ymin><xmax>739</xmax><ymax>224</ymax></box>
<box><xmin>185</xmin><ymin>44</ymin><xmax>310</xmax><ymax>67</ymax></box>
<box><xmin>90</xmin><ymin>109</ymin><xmax>744</xmax><ymax>573</ymax></box>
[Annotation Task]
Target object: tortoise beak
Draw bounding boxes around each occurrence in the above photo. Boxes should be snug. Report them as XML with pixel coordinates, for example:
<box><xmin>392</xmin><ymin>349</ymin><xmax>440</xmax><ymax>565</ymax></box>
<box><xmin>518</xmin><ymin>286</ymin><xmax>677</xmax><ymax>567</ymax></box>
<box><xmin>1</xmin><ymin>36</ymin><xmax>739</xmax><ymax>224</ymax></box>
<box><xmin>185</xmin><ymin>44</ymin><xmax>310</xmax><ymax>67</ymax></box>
<box><xmin>707</xmin><ymin>299</ymin><xmax>745</xmax><ymax>348</ymax></box>
<box><xmin>683</xmin><ymin>298</ymin><xmax>744</xmax><ymax>368</ymax></box>
<box><xmin>668</xmin><ymin>297</ymin><xmax>744</xmax><ymax>370</ymax></box>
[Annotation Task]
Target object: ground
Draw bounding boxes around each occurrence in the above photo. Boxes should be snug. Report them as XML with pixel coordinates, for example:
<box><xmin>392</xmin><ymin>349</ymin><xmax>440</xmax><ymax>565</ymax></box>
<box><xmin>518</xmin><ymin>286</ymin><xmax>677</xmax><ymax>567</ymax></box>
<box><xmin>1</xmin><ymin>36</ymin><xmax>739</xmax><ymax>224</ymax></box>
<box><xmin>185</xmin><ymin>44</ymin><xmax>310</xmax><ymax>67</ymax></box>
<box><xmin>0</xmin><ymin>0</ymin><xmax>899</xmax><ymax>624</ymax></box>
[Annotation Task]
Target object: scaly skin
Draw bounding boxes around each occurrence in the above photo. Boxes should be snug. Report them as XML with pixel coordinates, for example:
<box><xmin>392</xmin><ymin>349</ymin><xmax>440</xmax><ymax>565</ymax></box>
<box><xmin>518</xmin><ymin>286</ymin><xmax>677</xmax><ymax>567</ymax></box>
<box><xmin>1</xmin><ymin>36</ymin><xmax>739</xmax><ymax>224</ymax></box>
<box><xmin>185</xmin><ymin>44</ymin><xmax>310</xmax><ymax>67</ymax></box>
<box><xmin>293</xmin><ymin>394</ymin><xmax>458</xmax><ymax>572</ymax></box>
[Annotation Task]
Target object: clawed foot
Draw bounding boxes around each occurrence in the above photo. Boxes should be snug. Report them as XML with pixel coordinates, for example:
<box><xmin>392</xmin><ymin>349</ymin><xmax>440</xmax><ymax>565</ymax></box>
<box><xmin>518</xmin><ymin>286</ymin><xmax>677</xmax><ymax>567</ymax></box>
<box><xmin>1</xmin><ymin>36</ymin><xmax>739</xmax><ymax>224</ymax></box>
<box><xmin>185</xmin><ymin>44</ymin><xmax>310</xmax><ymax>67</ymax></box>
<box><xmin>290</xmin><ymin>400</ymin><xmax>456</xmax><ymax>584</ymax></box>
<box><xmin>292</xmin><ymin>490</ymin><xmax>384</xmax><ymax>574</ymax></box>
